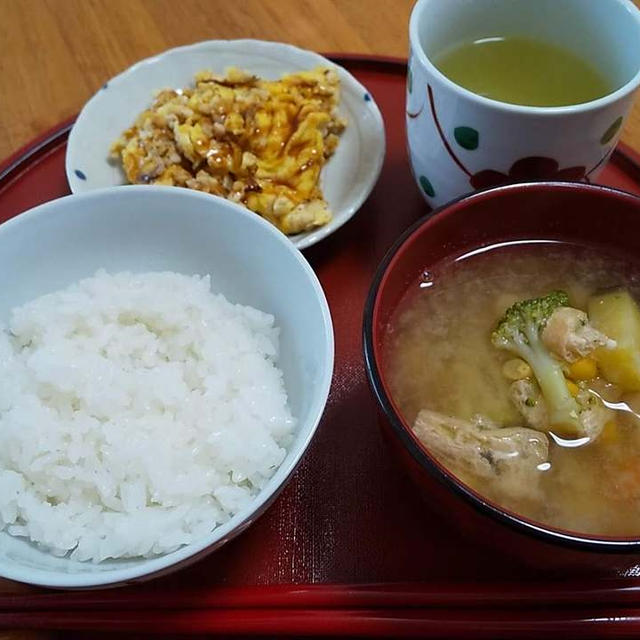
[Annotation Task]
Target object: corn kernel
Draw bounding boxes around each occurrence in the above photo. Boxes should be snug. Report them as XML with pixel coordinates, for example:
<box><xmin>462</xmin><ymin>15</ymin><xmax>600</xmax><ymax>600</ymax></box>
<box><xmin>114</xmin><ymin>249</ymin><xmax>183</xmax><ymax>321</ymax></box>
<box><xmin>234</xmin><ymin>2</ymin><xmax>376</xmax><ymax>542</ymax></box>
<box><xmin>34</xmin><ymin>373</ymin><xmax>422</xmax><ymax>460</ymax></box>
<box><xmin>566</xmin><ymin>380</ymin><xmax>580</xmax><ymax>397</ymax></box>
<box><xmin>568</xmin><ymin>357</ymin><xmax>598</xmax><ymax>381</ymax></box>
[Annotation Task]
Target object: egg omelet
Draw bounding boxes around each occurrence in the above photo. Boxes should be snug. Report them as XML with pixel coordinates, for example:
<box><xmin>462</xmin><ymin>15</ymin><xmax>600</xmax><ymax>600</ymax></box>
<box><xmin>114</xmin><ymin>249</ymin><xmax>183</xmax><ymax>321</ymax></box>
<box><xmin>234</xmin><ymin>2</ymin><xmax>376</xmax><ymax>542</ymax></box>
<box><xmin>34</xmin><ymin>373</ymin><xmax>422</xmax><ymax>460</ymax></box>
<box><xmin>109</xmin><ymin>67</ymin><xmax>346</xmax><ymax>235</ymax></box>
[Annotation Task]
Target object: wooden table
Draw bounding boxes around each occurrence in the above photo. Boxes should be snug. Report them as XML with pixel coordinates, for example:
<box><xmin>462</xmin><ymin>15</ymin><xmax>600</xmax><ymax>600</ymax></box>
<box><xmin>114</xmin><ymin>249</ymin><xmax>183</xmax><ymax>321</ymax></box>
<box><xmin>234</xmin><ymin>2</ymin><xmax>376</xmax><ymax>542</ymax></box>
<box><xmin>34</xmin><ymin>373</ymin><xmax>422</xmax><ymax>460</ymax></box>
<box><xmin>1</xmin><ymin>1</ymin><xmax>640</xmax><ymax>638</ymax></box>
<box><xmin>1</xmin><ymin>0</ymin><xmax>640</xmax><ymax>162</ymax></box>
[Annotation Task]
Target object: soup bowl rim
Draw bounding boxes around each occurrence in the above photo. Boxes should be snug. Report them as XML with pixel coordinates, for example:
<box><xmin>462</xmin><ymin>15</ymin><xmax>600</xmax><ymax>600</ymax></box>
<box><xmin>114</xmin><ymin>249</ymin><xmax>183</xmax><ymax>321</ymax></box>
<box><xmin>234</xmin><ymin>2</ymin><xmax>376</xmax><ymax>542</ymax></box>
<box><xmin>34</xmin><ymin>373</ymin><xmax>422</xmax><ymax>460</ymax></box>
<box><xmin>363</xmin><ymin>180</ymin><xmax>640</xmax><ymax>552</ymax></box>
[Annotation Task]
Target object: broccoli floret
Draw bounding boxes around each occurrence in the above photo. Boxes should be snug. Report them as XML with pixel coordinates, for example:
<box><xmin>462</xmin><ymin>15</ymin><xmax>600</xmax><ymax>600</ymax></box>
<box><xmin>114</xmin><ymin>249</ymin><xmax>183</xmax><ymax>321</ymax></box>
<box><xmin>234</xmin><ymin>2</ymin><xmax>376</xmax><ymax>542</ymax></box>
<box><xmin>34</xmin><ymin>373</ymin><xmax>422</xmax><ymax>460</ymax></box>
<box><xmin>492</xmin><ymin>291</ymin><xmax>582</xmax><ymax>434</ymax></box>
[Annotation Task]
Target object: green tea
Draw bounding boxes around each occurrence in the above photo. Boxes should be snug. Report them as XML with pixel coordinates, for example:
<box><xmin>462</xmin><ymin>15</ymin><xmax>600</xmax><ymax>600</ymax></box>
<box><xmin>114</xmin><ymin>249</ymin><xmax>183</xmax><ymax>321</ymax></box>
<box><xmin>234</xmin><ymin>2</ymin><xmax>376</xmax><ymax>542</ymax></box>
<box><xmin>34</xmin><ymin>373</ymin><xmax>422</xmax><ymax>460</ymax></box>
<box><xmin>433</xmin><ymin>36</ymin><xmax>612</xmax><ymax>107</ymax></box>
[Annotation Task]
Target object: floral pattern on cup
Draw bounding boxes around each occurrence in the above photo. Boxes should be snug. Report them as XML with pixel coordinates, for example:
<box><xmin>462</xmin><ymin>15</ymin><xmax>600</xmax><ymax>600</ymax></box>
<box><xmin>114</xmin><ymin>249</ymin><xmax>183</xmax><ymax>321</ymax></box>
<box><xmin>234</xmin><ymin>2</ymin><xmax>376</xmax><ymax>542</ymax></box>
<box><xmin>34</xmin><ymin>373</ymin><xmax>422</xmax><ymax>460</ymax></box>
<box><xmin>601</xmin><ymin>116</ymin><xmax>623</xmax><ymax>145</ymax></box>
<box><xmin>419</xmin><ymin>174</ymin><xmax>435</xmax><ymax>197</ymax></box>
<box><xmin>426</xmin><ymin>85</ymin><xmax>618</xmax><ymax>192</ymax></box>
<box><xmin>454</xmin><ymin>126</ymin><xmax>479</xmax><ymax>150</ymax></box>
<box><xmin>406</xmin><ymin>0</ymin><xmax>640</xmax><ymax>208</ymax></box>
<box><xmin>470</xmin><ymin>157</ymin><xmax>586</xmax><ymax>189</ymax></box>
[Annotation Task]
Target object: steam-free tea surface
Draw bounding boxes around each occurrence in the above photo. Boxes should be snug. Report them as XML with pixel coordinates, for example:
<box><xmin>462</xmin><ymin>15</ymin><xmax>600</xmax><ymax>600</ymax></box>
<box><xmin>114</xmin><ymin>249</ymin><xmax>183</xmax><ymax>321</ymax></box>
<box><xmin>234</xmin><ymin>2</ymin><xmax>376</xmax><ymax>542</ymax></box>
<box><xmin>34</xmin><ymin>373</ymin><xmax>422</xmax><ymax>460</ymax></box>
<box><xmin>433</xmin><ymin>36</ymin><xmax>612</xmax><ymax>107</ymax></box>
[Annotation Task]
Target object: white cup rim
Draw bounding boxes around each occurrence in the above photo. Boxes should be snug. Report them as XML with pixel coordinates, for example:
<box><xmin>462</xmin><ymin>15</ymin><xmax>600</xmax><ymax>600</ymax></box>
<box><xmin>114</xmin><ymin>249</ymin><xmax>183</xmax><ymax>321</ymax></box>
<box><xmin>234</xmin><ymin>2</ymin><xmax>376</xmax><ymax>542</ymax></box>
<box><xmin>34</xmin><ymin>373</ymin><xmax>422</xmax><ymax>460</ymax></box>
<box><xmin>409</xmin><ymin>0</ymin><xmax>640</xmax><ymax>116</ymax></box>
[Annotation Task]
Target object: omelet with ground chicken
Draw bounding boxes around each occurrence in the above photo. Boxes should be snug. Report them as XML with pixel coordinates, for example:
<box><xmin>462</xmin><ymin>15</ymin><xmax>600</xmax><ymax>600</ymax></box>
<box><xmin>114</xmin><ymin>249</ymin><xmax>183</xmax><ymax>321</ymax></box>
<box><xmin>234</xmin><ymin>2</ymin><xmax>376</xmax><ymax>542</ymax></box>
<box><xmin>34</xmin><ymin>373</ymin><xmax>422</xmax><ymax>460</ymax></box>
<box><xmin>109</xmin><ymin>67</ymin><xmax>346</xmax><ymax>235</ymax></box>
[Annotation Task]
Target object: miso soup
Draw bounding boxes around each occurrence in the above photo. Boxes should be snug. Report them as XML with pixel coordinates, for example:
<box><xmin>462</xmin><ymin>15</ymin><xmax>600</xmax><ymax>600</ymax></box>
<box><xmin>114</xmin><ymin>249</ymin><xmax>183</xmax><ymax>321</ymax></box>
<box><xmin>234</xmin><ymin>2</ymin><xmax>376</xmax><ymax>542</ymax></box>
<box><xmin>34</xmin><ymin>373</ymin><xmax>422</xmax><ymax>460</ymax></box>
<box><xmin>384</xmin><ymin>241</ymin><xmax>640</xmax><ymax>536</ymax></box>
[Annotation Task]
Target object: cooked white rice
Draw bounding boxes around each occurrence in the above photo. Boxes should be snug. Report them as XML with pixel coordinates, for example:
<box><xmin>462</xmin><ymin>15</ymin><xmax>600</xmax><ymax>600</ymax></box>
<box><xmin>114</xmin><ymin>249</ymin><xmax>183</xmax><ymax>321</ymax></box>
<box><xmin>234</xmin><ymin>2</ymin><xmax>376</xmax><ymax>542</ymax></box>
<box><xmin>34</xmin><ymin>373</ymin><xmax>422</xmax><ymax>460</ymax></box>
<box><xmin>0</xmin><ymin>271</ymin><xmax>295</xmax><ymax>562</ymax></box>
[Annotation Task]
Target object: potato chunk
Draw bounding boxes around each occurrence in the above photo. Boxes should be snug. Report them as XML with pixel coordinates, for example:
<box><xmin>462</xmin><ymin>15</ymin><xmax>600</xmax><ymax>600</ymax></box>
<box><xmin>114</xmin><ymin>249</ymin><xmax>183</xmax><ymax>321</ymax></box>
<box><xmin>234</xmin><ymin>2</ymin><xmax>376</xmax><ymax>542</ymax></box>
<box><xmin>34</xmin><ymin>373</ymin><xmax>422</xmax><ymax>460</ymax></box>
<box><xmin>588</xmin><ymin>290</ymin><xmax>640</xmax><ymax>392</ymax></box>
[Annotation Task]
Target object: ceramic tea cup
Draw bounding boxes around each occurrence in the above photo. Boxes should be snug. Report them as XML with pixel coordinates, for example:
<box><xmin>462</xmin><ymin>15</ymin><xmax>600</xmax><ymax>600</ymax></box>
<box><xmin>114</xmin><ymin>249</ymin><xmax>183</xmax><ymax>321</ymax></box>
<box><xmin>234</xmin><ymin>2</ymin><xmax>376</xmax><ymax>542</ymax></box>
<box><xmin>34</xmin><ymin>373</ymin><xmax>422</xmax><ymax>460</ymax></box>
<box><xmin>407</xmin><ymin>0</ymin><xmax>640</xmax><ymax>207</ymax></box>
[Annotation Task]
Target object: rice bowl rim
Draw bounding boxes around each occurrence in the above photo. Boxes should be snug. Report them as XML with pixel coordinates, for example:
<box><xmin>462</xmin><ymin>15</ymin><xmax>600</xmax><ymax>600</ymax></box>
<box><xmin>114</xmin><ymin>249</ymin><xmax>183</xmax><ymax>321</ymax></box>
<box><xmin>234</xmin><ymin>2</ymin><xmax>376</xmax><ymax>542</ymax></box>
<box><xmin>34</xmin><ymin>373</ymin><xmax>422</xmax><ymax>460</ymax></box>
<box><xmin>0</xmin><ymin>185</ymin><xmax>334</xmax><ymax>588</ymax></box>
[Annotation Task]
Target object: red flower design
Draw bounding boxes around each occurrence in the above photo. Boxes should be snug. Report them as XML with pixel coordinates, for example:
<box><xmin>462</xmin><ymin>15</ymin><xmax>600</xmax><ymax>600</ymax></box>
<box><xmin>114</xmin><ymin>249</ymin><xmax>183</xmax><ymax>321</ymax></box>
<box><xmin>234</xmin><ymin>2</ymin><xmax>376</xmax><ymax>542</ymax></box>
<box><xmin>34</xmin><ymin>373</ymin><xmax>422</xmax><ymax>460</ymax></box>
<box><xmin>425</xmin><ymin>85</ymin><xmax>600</xmax><ymax>197</ymax></box>
<box><xmin>470</xmin><ymin>157</ymin><xmax>586</xmax><ymax>190</ymax></box>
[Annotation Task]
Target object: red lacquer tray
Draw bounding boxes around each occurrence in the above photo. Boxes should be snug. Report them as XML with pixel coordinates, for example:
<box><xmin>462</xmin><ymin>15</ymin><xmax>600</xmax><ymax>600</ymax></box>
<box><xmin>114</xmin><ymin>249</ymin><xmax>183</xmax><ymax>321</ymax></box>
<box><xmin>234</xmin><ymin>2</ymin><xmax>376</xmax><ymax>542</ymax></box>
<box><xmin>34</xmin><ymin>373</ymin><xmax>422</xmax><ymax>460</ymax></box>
<box><xmin>3</xmin><ymin>56</ymin><xmax>640</xmax><ymax>639</ymax></box>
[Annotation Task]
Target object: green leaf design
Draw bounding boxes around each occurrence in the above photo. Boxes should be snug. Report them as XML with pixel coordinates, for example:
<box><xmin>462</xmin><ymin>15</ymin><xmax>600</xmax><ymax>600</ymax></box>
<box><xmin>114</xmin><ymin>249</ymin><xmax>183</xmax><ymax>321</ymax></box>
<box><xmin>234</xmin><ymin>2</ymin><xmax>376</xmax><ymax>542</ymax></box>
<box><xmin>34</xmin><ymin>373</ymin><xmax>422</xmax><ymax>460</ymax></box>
<box><xmin>419</xmin><ymin>175</ymin><xmax>435</xmax><ymax>197</ymax></box>
<box><xmin>407</xmin><ymin>67</ymin><xmax>413</xmax><ymax>94</ymax></box>
<box><xmin>454</xmin><ymin>126</ymin><xmax>479</xmax><ymax>150</ymax></box>
<box><xmin>600</xmin><ymin>116</ymin><xmax>623</xmax><ymax>145</ymax></box>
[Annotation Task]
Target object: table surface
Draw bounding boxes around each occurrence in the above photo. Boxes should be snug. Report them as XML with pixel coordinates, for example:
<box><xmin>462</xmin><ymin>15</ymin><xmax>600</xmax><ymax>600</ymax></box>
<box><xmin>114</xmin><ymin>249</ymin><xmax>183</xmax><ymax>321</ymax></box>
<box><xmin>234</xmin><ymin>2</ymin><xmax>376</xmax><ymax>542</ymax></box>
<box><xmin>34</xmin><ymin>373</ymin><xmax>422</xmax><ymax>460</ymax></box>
<box><xmin>2</xmin><ymin>1</ymin><xmax>640</xmax><ymax>638</ymax></box>
<box><xmin>2</xmin><ymin>0</ymin><xmax>640</xmax><ymax>162</ymax></box>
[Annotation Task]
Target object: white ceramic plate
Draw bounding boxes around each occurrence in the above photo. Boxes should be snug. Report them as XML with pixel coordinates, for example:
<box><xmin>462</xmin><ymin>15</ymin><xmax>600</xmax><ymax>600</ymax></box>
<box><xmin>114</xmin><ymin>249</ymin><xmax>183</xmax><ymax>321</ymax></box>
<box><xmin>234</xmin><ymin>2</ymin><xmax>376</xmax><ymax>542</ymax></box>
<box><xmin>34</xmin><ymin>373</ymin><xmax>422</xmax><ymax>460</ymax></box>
<box><xmin>66</xmin><ymin>40</ymin><xmax>386</xmax><ymax>250</ymax></box>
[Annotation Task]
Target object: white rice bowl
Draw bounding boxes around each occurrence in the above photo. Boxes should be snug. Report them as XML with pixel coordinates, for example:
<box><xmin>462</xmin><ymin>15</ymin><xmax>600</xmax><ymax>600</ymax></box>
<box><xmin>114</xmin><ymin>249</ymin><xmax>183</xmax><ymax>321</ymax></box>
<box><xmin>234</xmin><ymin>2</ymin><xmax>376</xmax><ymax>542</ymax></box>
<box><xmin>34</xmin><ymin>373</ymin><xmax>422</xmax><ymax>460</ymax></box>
<box><xmin>0</xmin><ymin>270</ymin><xmax>295</xmax><ymax>563</ymax></box>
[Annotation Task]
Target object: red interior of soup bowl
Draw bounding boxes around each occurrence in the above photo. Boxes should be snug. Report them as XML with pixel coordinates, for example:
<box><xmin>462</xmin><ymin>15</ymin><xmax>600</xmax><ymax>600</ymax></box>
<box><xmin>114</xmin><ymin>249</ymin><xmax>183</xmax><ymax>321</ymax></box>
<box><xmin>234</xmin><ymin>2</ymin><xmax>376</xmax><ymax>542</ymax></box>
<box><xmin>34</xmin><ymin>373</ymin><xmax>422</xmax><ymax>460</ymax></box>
<box><xmin>364</xmin><ymin>181</ymin><xmax>640</xmax><ymax>552</ymax></box>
